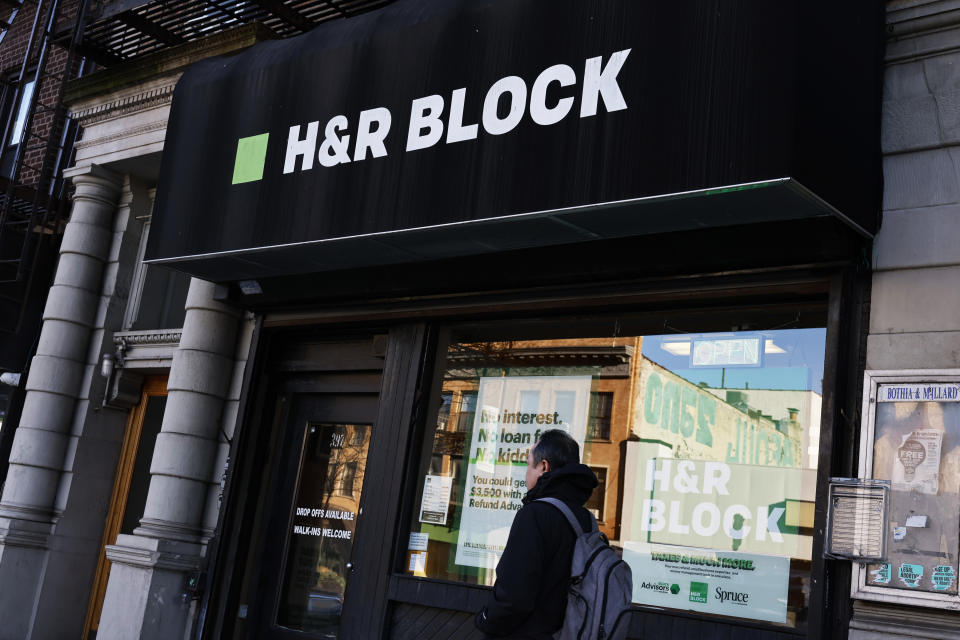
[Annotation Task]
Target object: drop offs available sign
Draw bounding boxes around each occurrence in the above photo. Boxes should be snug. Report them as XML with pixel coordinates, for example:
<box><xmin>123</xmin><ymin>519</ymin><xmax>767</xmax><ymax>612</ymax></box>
<box><xmin>455</xmin><ymin>376</ymin><xmax>590</xmax><ymax>569</ymax></box>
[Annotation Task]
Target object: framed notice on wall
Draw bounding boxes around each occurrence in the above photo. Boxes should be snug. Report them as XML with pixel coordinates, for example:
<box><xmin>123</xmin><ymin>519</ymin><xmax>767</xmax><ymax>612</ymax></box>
<box><xmin>854</xmin><ymin>370</ymin><xmax>960</xmax><ymax>610</ymax></box>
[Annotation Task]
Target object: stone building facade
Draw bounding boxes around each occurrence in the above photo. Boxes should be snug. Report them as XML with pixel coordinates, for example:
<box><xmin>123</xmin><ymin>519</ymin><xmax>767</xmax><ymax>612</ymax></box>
<box><xmin>5</xmin><ymin>1</ymin><xmax>960</xmax><ymax>638</ymax></box>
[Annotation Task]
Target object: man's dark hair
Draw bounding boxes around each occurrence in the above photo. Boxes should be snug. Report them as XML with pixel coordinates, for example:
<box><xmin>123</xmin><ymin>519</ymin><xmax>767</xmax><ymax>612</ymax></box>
<box><xmin>532</xmin><ymin>428</ymin><xmax>580</xmax><ymax>469</ymax></box>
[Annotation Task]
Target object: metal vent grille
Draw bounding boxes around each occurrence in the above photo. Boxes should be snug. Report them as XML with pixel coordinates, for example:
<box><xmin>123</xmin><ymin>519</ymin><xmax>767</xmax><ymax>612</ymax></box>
<box><xmin>78</xmin><ymin>0</ymin><xmax>396</xmax><ymax>65</ymax></box>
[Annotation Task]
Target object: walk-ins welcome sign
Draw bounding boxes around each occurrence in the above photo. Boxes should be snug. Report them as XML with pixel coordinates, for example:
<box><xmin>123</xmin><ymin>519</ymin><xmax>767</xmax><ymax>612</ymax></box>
<box><xmin>147</xmin><ymin>0</ymin><xmax>881</xmax><ymax>280</ymax></box>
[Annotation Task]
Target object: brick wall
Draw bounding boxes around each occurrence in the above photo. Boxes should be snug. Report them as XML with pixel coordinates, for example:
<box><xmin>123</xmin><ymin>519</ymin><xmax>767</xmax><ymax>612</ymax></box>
<box><xmin>0</xmin><ymin>0</ymin><xmax>80</xmax><ymax>189</ymax></box>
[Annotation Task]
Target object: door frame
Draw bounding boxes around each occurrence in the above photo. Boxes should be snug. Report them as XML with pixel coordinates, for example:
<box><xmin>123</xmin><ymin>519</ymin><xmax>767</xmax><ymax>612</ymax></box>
<box><xmin>201</xmin><ymin>325</ymin><xmax>430</xmax><ymax>640</ymax></box>
<box><xmin>83</xmin><ymin>375</ymin><xmax>168</xmax><ymax>639</ymax></box>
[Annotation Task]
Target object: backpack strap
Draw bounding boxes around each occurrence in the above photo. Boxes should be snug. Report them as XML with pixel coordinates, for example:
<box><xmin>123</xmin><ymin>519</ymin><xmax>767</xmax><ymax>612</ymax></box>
<box><xmin>537</xmin><ymin>497</ymin><xmax>598</xmax><ymax>535</ymax></box>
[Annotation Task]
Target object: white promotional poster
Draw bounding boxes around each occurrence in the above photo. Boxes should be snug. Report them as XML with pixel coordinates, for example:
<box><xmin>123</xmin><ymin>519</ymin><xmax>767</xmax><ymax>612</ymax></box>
<box><xmin>454</xmin><ymin>375</ymin><xmax>591</xmax><ymax>569</ymax></box>
<box><xmin>891</xmin><ymin>429</ymin><xmax>942</xmax><ymax>495</ymax></box>
<box><xmin>419</xmin><ymin>475</ymin><xmax>454</xmax><ymax>525</ymax></box>
<box><xmin>623</xmin><ymin>541</ymin><xmax>790</xmax><ymax>623</ymax></box>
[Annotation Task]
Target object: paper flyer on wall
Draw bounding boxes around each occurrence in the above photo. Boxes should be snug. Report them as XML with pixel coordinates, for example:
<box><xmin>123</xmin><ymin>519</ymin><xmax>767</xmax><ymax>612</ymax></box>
<box><xmin>454</xmin><ymin>375</ymin><xmax>591</xmax><ymax>569</ymax></box>
<box><xmin>622</xmin><ymin>541</ymin><xmax>790</xmax><ymax>623</ymax></box>
<box><xmin>892</xmin><ymin>429</ymin><xmax>942</xmax><ymax>495</ymax></box>
<box><xmin>419</xmin><ymin>475</ymin><xmax>454</xmax><ymax>525</ymax></box>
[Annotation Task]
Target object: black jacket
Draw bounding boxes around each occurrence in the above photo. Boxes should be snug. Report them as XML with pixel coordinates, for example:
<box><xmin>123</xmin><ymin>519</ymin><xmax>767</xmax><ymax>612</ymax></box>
<box><xmin>475</xmin><ymin>463</ymin><xmax>598</xmax><ymax>639</ymax></box>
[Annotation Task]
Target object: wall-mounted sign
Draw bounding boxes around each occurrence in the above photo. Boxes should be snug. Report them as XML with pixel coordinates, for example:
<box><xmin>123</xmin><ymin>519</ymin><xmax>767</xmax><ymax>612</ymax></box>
<box><xmin>878</xmin><ymin>383</ymin><xmax>960</xmax><ymax>403</ymax></box>
<box><xmin>855</xmin><ymin>371</ymin><xmax>960</xmax><ymax>607</ymax></box>
<box><xmin>146</xmin><ymin>0</ymin><xmax>882</xmax><ymax>281</ymax></box>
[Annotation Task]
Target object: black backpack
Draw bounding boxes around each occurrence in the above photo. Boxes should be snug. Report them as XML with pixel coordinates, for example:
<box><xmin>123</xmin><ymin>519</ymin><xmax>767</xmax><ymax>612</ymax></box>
<box><xmin>538</xmin><ymin>498</ymin><xmax>633</xmax><ymax>640</ymax></box>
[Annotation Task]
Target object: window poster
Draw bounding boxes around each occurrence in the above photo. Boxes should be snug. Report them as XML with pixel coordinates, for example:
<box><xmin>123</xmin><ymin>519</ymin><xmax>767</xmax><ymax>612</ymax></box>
<box><xmin>622</xmin><ymin>442</ymin><xmax>817</xmax><ymax>560</ymax></box>
<box><xmin>419</xmin><ymin>475</ymin><xmax>454</xmax><ymax>525</ymax></box>
<box><xmin>891</xmin><ymin>429</ymin><xmax>941</xmax><ymax>495</ymax></box>
<box><xmin>623</xmin><ymin>541</ymin><xmax>790</xmax><ymax>623</ymax></box>
<box><xmin>454</xmin><ymin>375</ymin><xmax>591</xmax><ymax>569</ymax></box>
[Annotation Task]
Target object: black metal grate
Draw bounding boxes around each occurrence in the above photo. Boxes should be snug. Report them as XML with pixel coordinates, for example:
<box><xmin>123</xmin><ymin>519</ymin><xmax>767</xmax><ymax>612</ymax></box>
<box><xmin>78</xmin><ymin>0</ymin><xmax>396</xmax><ymax>65</ymax></box>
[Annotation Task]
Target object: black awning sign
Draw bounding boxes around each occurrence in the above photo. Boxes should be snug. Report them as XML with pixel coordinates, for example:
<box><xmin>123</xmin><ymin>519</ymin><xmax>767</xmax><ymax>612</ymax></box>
<box><xmin>148</xmin><ymin>0</ymin><xmax>882</xmax><ymax>280</ymax></box>
<box><xmin>236</xmin><ymin>48</ymin><xmax>630</xmax><ymax>182</ymax></box>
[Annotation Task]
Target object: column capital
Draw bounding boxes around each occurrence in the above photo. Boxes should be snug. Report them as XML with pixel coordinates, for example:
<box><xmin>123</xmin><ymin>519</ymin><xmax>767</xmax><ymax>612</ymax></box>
<box><xmin>64</xmin><ymin>164</ymin><xmax>124</xmax><ymax>207</ymax></box>
<box><xmin>62</xmin><ymin>163</ymin><xmax>124</xmax><ymax>186</ymax></box>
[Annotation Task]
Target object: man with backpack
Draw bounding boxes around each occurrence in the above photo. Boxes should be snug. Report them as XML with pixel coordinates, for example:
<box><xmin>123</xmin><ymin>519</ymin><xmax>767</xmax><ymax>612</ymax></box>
<box><xmin>475</xmin><ymin>428</ymin><xmax>632</xmax><ymax>640</ymax></box>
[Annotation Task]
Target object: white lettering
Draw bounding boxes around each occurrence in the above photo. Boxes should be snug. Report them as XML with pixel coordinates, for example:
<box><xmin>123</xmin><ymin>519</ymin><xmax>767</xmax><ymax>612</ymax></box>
<box><xmin>691</xmin><ymin>502</ymin><xmax>720</xmax><ymax>537</ymax></box>
<box><xmin>702</xmin><ymin>462</ymin><xmax>731</xmax><ymax>496</ymax></box>
<box><xmin>318</xmin><ymin>115</ymin><xmax>351</xmax><ymax>167</ymax></box>
<box><xmin>673</xmin><ymin>460</ymin><xmax>699</xmax><ymax>493</ymax></box>
<box><xmin>756</xmin><ymin>506</ymin><xmax>785</xmax><ymax>542</ymax></box>
<box><xmin>580</xmin><ymin>48</ymin><xmax>631</xmax><ymax>117</ymax></box>
<box><xmin>482</xmin><ymin>76</ymin><xmax>527</xmax><ymax>136</ymax></box>
<box><xmin>447</xmin><ymin>88</ymin><xmax>479</xmax><ymax>143</ymax></box>
<box><xmin>353</xmin><ymin>107</ymin><xmax>392</xmax><ymax>161</ymax></box>
<box><xmin>640</xmin><ymin>499</ymin><xmax>666</xmax><ymax>532</ymax></box>
<box><xmin>283</xmin><ymin>122</ymin><xmax>318</xmax><ymax>173</ymax></box>
<box><xmin>406</xmin><ymin>94</ymin><xmax>445</xmax><ymax>151</ymax></box>
<box><xmin>529</xmin><ymin>64</ymin><xmax>575</xmax><ymax>126</ymax></box>
<box><xmin>722</xmin><ymin>504</ymin><xmax>752</xmax><ymax>540</ymax></box>
<box><xmin>645</xmin><ymin>459</ymin><xmax>672</xmax><ymax>492</ymax></box>
<box><xmin>668</xmin><ymin>500</ymin><xmax>690</xmax><ymax>534</ymax></box>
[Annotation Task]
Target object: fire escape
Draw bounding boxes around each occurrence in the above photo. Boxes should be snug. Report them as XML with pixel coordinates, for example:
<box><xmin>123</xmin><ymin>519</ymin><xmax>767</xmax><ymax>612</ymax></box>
<box><xmin>0</xmin><ymin>0</ymin><xmax>395</xmax><ymax>372</ymax></box>
<box><xmin>0</xmin><ymin>0</ymin><xmax>90</xmax><ymax>371</ymax></box>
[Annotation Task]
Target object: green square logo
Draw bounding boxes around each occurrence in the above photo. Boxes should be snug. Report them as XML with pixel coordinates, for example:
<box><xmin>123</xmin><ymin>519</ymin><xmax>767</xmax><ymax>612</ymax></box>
<box><xmin>232</xmin><ymin>133</ymin><xmax>269</xmax><ymax>184</ymax></box>
<box><xmin>689</xmin><ymin>581</ymin><xmax>708</xmax><ymax>604</ymax></box>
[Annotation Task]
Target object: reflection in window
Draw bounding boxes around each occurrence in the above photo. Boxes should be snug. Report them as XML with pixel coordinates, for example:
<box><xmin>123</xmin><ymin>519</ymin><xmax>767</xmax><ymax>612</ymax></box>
<box><xmin>456</xmin><ymin>392</ymin><xmax>476</xmax><ymax>432</ymax></box>
<box><xmin>587</xmin><ymin>392</ymin><xmax>613</xmax><ymax>440</ymax></box>
<box><xmin>407</xmin><ymin>323</ymin><xmax>826</xmax><ymax>630</ymax></box>
<box><xmin>586</xmin><ymin>466</ymin><xmax>607</xmax><ymax>522</ymax></box>
<box><xmin>340</xmin><ymin>462</ymin><xmax>357</xmax><ymax>497</ymax></box>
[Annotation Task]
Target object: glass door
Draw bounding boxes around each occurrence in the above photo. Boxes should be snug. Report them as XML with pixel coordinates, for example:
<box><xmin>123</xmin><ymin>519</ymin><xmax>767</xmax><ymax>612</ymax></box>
<box><xmin>251</xmin><ymin>392</ymin><xmax>379</xmax><ymax>639</ymax></box>
<box><xmin>276</xmin><ymin>422</ymin><xmax>371</xmax><ymax>635</ymax></box>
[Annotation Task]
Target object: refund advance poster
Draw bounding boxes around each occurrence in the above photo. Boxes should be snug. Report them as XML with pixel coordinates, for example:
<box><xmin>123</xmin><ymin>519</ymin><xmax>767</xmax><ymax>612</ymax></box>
<box><xmin>455</xmin><ymin>375</ymin><xmax>591</xmax><ymax>569</ymax></box>
<box><xmin>623</xmin><ymin>541</ymin><xmax>790</xmax><ymax>623</ymax></box>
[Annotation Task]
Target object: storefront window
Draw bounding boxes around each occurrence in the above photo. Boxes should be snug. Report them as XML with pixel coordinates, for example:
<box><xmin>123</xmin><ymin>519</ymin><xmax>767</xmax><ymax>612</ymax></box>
<box><xmin>405</xmin><ymin>319</ymin><xmax>826</xmax><ymax>628</ymax></box>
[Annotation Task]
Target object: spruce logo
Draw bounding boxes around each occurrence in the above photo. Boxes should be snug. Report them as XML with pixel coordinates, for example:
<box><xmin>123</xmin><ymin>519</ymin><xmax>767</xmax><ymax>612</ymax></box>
<box><xmin>232</xmin><ymin>133</ymin><xmax>270</xmax><ymax>184</ymax></box>
<box><xmin>689</xmin><ymin>581</ymin><xmax>708</xmax><ymax>603</ymax></box>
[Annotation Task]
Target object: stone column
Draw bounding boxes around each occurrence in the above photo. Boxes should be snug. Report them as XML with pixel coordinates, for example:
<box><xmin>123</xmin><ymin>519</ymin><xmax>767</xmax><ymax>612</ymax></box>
<box><xmin>97</xmin><ymin>278</ymin><xmax>241</xmax><ymax>640</ymax></box>
<box><xmin>0</xmin><ymin>166</ymin><xmax>123</xmax><ymax>640</ymax></box>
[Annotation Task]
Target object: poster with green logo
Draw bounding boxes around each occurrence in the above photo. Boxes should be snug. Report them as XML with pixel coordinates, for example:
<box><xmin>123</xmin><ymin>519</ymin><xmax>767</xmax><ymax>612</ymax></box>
<box><xmin>623</xmin><ymin>541</ymin><xmax>789</xmax><ymax>623</ymax></box>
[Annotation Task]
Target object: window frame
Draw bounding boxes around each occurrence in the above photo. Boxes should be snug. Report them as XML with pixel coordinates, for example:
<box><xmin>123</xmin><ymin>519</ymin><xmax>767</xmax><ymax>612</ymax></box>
<box><xmin>392</xmin><ymin>291</ymin><xmax>838</xmax><ymax>634</ymax></box>
<box><xmin>586</xmin><ymin>391</ymin><xmax>614</xmax><ymax>441</ymax></box>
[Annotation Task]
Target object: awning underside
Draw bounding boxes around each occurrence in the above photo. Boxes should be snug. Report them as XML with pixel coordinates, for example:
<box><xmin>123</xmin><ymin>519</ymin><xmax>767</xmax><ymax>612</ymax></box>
<box><xmin>146</xmin><ymin>177</ymin><xmax>867</xmax><ymax>283</ymax></box>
